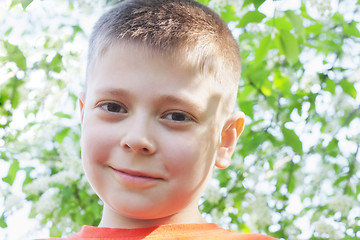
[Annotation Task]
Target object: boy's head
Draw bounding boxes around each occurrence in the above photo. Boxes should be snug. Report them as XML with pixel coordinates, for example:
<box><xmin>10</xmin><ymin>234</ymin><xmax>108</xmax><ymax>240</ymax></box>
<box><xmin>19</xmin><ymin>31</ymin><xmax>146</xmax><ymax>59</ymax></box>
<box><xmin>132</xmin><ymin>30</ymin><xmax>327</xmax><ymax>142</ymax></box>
<box><xmin>79</xmin><ymin>0</ymin><xmax>245</xmax><ymax>228</ymax></box>
<box><xmin>86</xmin><ymin>0</ymin><xmax>241</xmax><ymax>114</ymax></box>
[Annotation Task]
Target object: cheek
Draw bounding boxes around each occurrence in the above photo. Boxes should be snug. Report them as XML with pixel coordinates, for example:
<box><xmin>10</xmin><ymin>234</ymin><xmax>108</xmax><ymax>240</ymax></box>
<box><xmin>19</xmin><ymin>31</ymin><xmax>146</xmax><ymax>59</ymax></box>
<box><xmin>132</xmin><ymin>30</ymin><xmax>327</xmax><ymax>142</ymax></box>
<box><xmin>80</xmin><ymin>119</ymin><xmax>119</xmax><ymax>194</ymax></box>
<box><xmin>161</xmin><ymin>128</ymin><xmax>218</xmax><ymax>179</ymax></box>
<box><xmin>81</xmin><ymin>120</ymin><xmax>116</xmax><ymax>166</ymax></box>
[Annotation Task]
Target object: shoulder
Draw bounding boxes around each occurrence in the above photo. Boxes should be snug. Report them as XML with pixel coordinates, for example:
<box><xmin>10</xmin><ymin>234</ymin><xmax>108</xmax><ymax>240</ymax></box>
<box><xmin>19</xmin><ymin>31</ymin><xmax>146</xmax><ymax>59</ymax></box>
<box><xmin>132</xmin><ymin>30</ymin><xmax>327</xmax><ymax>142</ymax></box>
<box><xmin>208</xmin><ymin>229</ymin><xmax>277</xmax><ymax>240</ymax></box>
<box><xmin>33</xmin><ymin>232</ymin><xmax>81</xmax><ymax>240</ymax></box>
<box><xmin>225</xmin><ymin>232</ymin><xmax>278</xmax><ymax>240</ymax></box>
<box><xmin>34</xmin><ymin>224</ymin><xmax>278</xmax><ymax>240</ymax></box>
<box><xmin>184</xmin><ymin>224</ymin><xmax>277</xmax><ymax>240</ymax></box>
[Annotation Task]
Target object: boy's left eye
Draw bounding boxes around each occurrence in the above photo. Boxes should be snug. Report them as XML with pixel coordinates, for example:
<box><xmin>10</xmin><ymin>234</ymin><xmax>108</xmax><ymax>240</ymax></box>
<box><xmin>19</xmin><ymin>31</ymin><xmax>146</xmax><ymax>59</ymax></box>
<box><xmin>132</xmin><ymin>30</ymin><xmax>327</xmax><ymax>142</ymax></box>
<box><xmin>162</xmin><ymin>112</ymin><xmax>193</xmax><ymax>122</ymax></box>
<box><xmin>99</xmin><ymin>102</ymin><xmax>127</xmax><ymax>113</ymax></box>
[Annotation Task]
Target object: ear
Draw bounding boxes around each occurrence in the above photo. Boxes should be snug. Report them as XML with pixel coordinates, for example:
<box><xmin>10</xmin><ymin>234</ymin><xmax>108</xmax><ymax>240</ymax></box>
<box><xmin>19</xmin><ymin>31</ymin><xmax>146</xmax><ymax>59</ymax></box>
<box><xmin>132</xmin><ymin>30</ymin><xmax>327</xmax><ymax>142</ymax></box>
<box><xmin>79</xmin><ymin>92</ymin><xmax>85</xmax><ymax>124</ymax></box>
<box><xmin>215</xmin><ymin>111</ymin><xmax>245</xmax><ymax>169</ymax></box>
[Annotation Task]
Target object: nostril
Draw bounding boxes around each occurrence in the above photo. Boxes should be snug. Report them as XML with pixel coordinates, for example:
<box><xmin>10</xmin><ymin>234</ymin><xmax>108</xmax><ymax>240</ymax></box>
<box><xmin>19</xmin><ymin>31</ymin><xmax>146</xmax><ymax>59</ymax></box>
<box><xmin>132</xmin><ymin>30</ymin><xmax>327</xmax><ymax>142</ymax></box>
<box><xmin>120</xmin><ymin>140</ymin><xmax>155</xmax><ymax>154</ymax></box>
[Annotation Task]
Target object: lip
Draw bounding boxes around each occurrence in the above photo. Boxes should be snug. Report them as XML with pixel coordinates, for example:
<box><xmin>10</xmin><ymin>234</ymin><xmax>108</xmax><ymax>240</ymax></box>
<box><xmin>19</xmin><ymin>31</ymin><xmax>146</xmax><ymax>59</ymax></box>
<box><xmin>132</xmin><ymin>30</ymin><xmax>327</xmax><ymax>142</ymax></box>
<box><xmin>110</xmin><ymin>167</ymin><xmax>164</xmax><ymax>188</ymax></box>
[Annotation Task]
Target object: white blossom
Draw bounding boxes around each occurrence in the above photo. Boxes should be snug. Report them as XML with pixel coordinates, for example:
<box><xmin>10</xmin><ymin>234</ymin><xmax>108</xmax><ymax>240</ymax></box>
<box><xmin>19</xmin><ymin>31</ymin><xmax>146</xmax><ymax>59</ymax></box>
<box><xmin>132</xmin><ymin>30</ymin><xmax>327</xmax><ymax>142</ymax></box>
<box><xmin>210</xmin><ymin>208</ymin><xmax>223</xmax><ymax>222</ymax></box>
<box><xmin>244</xmin><ymin>194</ymin><xmax>273</xmax><ymax>230</ymax></box>
<box><xmin>225</xmin><ymin>193</ymin><xmax>235</xmax><ymax>209</ymax></box>
<box><xmin>306</xmin><ymin>0</ymin><xmax>333</xmax><ymax>18</ymax></box>
<box><xmin>328</xmin><ymin>194</ymin><xmax>357</xmax><ymax>216</ymax></box>
<box><xmin>0</xmin><ymin>184</ymin><xmax>10</xmax><ymax>196</ymax></box>
<box><xmin>57</xmin><ymin>216</ymin><xmax>74</xmax><ymax>233</ymax></box>
<box><xmin>57</xmin><ymin>139</ymin><xmax>82</xmax><ymax>174</ymax></box>
<box><xmin>348</xmin><ymin>68</ymin><xmax>360</xmax><ymax>83</ymax></box>
<box><xmin>34</xmin><ymin>188</ymin><xmax>60</xmax><ymax>216</ymax></box>
<box><xmin>24</xmin><ymin>176</ymin><xmax>51</xmax><ymax>195</ymax></box>
<box><xmin>300</xmin><ymin>71</ymin><xmax>320</xmax><ymax>92</ymax></box>
<box><xmin>77</xmin><ymin>175</ymin><xmax>96</xmax><ymax>195</ymax></box>
<box><xmin>4</xmin><ymin>193</ymin><xmax>24</xmax><ymax>211</ymax></box>
<box><xmin>314</xmin><ymin>218</ymin><xmax>343</xmax><ymax>239</ymax></box>
<box><xmin>209</xmin><ymin>0</ymin><xmax>231</xmax><ymax>12</ymax></box>
<box><xmin>208</xmin><ymin>0</ymin><xmax>244</xmax><ymax>16</ymax></box>
<box><xmin>204</xmin><ymin>180</ymin><xmax>222</xmax><ymax>204</ymax></box>
<box><xmin>210</xmin><ymin>208</ymin><xmax>232</xmax><ymax>228</ymax></box>
<box><xmin>50</xmin><ymin>170</ymin><xmax>79</xmax><ymax>186</ymax></box>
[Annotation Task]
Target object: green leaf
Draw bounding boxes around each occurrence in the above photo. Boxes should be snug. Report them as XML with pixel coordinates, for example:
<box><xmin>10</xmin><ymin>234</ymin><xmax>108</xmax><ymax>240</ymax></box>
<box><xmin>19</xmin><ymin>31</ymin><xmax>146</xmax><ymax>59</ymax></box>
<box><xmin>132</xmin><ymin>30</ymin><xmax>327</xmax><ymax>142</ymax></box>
<box><xmin>11</xmin><ymin>89</ymin><xmax>21</xmax><ymax>109</ymax></box>
<box><xmin>196</xmin><ymin>0</ymin><xmax>210</xmax><ymax>4</ymax></box>
<box><xmin>244</xmin><ymin>62</ymin><xmax>271</xmax><ymax>87</ymax></box>
<box><xmin>10</xmin><ymin>78</ymin><xmax>23</xmax><ymax>109</ymax></box>
<box><xmin>340</xmin><ymin>80</ymin><xmax>357</xmax><ymax>99</ymax></box>
<box><xmin>49</xmin><ymin>53</ymin><xmax>63</xmax><ymax>73</ymax></box>
<box><xmin>2</xmin><ymin>160</ymin><xmax>20</xmax><ymax>185</ymax></box>
<box><xmin>5</xmin><ymin>27</ymin><xmax>13</xmax><ymax>36</ymax></box>
<box><xmin>300</xmin><ymin>2</ymin><xmax>315</xmax><ymax>21</ymax></box>
<box><xmin>274</xmin><ymin>70</ymin><xmax>291</xmax><ymax>95</ymax></box>
<box><xmin>278</xmin><ymin>30</ymin><xmax>299</xmax><ymax>66</ymax></box>
<box><xmin>54</xmin><ymin>127</ymin><xmax>71</xmax><ymax>143</ymax></box>
<box><xmin>220</xmin><ymin>5</ymin><xmax>239</xmax><ymax>22</ymax></box>
<box><xmin>306</xmin><ymin>22</ymin><xmax>323</xmax><ymax>35</ymax></box>
<box><xmin>9</xmin><ymin>0</ymin><xmax>33</xmax><ymax>10</ymax></box>
<box><xmin>332</xmin><ymin>12</ymin><xmax>345</xmax><ymax>25</ymax></box>
<box><xmin>281</xmin><ymin>125</ymin><xmax>303</xmax><ymax>155</ymax></box>
<box><xmin>323</xmin><ymin>79</ymin><xmax>336</xmax><ymax>95</ymax></box>
<box><xmin>343</xmin><ymin>22</ymin><xmax>360</xmax><ymax>38</ymax></box>
<box><xmin>260</xmin><ymin>78</ymin><xmax>272</xmax><ymax>96</ymax></box>
<box><xmin>333</xmin><ymin>175</ymin><xmax>347</xmax><ymax>186</ymax></box>
<box><xmin>54</xmin><ymin>112</ymin><xmax>72</xmax><ymax>119</ymax></box>
<box><xmin>238</xmin><ymin>11</ymin><xmax>266</xmax><ymax>28</ymax></box>
<box><xmin>22</xmin><ymin>167</ymin><xmax>35</xmax><ymax>187</ymax></box>
<box><xmin>267</xmin><ymin>16</ymin><xmax>293</xmax><ymax>31</ymax></box>
<box><xmin>3</xmin><ymin>41</ymin><xmax>27</xmax><ymax>70</ymax></box>
<box><xmin>243</xmin><ymin>0</ymin><xmax>266</xmax><ymax>9</ymax></box>
<box><xmin>72</xmin><ymin>25</ymin><xmax>83</xmax><ymax>35</ymax></box>
<box><xmin>243</xmin><ymin>0</ymin><xmax>253</xmax><ymax>8</ymax></box>
<box><xmin>253</xmin><ymin>0</ymin><xmax>266</xmax><ymax>9</ymax></box>
<box><xmin>9</xmin><ymin>0</ymin><xmax>19</xmax><ymax>9</ymax></box>
<box><xmin>288</xmin><ymin>174</ymin><xmax>296</xmax><ymax>193</ymax></box>
<box><xmin>238</xmin><ymin>100</ymin><xmax>254</xmax><ymax>119</ymax></box>
<box><xmin>0</xmin><ymin>213</ymin><xmax>7</xmax><ymax>228</ymax></box>
<box><xmin>21</xmin><ymin>0</ymin><xmax>33</xmax><ymax>9</ymax></box>
<box><xmin>285</xmin><ymin>10</ymin><xmax>305</xmax><ymax>42</ymax></box>
<box><xmin>254</xmin><ymin>34</ymin><xmax>272</xmax><ymax>66</ymax></box>
<box><xmin>238</xmin><ymin>85</ymin><xmax>255</xmax><ymax>102</ymax></box>
<box><xmin>240</xmin><ymin>222</ymin><xmax>251</xmax><ymax>233</ymax></box>
<box><xmin>325</xmin><ymin>138</ymin><xmax>339</xmax><ymax>157</ymax></box>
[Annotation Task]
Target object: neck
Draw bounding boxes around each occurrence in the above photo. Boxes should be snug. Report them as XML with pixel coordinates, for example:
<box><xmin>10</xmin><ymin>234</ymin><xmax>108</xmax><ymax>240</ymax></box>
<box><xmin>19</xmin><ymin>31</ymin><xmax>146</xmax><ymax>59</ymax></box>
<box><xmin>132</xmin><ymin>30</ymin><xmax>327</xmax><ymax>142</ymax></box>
<box><xmin>99</xmin><ymin>203</ymin><xmax>206</xmax><ymax>229</ymax></box>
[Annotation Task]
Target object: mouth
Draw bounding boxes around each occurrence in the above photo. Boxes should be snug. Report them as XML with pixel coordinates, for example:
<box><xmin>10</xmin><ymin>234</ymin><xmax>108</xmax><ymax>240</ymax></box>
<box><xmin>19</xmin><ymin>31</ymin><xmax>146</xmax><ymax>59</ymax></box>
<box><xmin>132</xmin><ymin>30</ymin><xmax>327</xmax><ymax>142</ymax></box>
<box><xmin>110</xmin><ymin>167</ymin><xmax>164</xmax><ymax>181</ymax></box>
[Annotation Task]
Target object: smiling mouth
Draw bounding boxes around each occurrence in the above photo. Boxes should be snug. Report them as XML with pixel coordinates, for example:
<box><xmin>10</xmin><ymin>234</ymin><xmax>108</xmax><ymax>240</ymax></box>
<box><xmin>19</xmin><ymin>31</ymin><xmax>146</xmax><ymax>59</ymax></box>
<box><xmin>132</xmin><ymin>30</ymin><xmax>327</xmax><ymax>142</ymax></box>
<box><xmin>111</xmin><ymin>167</ymin><xmax>163</xmax><ymax>181</ymax></box>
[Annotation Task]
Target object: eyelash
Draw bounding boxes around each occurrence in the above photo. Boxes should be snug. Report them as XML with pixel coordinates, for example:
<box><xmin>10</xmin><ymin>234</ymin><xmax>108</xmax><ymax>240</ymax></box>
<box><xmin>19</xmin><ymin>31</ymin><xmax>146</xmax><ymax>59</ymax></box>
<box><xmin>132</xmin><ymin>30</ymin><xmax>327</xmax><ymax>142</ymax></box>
<box><xmin>98</xmin><ymin>102</ymin><xmax>127</xmax><ymax>113</ymax></box>
<box><xmin>162</xmin><ymin>111</ymin><xmax>194</xmax><ymax>122</ymax></box>
<box><xmin>97</xmin><ymin>102</ymin><xmax>195</xmax><ymax>123</ymax></box>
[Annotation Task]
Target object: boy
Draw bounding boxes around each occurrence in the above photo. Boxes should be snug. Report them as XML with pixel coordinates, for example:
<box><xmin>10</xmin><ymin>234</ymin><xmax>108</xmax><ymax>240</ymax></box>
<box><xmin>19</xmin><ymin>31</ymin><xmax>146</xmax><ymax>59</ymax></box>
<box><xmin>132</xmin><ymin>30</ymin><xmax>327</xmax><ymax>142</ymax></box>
<box><xmin>44</xmin><ymin>0</ymin><xmax>277</xmax><ymax>239</ymax></box>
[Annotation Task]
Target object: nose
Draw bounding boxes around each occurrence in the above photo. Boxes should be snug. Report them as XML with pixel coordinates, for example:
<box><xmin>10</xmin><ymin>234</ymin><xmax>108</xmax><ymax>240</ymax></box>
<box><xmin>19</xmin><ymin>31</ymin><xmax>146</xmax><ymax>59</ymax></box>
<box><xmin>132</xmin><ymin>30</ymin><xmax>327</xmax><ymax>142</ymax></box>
<box><xmin>120</xmin><ymin>117</ymin><xmax>156</xmax><ymax>155</ymax></box>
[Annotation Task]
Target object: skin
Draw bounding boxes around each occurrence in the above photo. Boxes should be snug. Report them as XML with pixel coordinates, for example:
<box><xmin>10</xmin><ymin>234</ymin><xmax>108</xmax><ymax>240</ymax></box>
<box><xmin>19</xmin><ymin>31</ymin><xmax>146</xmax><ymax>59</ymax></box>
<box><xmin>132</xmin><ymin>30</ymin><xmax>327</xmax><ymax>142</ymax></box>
<box><xmin>79</xmin><ymin>42</ymin><xmax>245</xmax><ymax>229</ymax></box>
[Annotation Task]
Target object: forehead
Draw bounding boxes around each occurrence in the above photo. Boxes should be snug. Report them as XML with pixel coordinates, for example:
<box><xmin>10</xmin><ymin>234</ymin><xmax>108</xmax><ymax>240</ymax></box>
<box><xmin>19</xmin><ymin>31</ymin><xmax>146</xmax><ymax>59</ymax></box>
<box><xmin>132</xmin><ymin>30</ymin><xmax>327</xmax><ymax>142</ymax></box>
<box><xmin>88</xmin><ymin>41</ymin><xmax>220</xmax><ymax>89</ymax></box>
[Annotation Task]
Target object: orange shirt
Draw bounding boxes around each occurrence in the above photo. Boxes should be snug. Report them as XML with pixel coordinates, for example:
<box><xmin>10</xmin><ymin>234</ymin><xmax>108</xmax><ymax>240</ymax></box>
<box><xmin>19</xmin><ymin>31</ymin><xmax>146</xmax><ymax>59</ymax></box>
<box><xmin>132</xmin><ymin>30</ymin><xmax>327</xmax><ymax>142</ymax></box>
<box><xmin>39</xmin><ymin>223</ymin><xmax>277</xmax><ymax>240</ymax></box>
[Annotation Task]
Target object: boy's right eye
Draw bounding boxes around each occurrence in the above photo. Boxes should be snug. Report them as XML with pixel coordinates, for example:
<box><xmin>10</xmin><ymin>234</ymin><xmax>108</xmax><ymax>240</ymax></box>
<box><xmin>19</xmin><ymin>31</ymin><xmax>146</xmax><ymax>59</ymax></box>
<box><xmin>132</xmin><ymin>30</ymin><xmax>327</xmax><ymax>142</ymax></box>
<box><xmin>99</xmin><ymin>102</ymin><xmax>127</xmax><ymax>113</ymax></box>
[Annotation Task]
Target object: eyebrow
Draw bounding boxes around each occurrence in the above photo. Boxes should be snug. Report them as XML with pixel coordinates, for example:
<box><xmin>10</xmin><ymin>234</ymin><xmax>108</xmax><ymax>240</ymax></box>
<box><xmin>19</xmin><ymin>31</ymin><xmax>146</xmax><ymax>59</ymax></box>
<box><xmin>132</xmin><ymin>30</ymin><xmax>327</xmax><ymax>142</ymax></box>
<box><xmin>94</xmin><ymin>88</ymin><xmax>203</xmax><ymax>113</ymax></box>
<box><xmin>94</xmin><ymin>88</ymin><xmax>132</xmax><ymax>99</ymax></box>
<box><xmin>157</xmin><ymin>94</ymin><xmax>203</xmax><ymax>114</ymax></box>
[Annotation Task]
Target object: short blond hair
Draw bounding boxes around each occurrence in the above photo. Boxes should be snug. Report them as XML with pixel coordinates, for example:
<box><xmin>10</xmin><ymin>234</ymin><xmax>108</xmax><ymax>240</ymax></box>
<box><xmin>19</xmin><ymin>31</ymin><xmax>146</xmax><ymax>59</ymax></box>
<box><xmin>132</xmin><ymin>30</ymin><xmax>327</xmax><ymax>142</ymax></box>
<box><xmin>86</xmin><ymin>0</ymin><xmax>241</xmax><ymax>109</ymax></box>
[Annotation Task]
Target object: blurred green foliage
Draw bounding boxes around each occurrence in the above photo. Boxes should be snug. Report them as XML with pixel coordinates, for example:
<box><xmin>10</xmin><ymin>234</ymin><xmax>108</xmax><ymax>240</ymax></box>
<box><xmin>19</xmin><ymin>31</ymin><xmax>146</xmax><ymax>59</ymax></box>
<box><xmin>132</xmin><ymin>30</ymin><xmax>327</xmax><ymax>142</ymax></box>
<box><xmin>1</xmin><ymin>0</ymin><xmax>359</xmax><ymax>239</ymax></box>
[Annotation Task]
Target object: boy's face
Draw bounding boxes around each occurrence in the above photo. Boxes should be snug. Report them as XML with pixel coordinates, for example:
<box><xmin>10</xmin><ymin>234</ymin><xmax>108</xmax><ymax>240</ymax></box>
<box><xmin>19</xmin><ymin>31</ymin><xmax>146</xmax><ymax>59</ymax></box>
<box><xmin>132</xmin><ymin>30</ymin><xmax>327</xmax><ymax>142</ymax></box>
<box><xmin>80</xmin><ymin>43</ymin><xmax>243</xmax><ymax>226</ymax></box>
